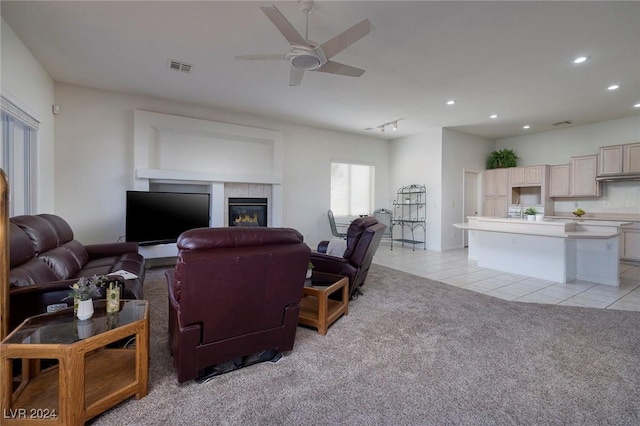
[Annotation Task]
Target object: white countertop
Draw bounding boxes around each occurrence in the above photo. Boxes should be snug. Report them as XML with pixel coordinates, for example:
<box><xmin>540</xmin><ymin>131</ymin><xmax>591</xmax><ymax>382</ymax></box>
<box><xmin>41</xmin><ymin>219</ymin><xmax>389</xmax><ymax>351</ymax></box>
<box><xmin>453</xmin><ymin>216</ymin><xmax>629</xmax><ymax>239</ymax></box>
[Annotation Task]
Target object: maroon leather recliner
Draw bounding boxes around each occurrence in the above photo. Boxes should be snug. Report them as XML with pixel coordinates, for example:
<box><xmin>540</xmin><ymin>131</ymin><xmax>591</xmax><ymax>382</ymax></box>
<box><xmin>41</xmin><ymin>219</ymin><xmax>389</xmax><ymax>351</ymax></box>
<box><xmin>165</xmin><ymin>227</ymin><xmax>311</xmax><ymax>383</ymax></box>
<box><xmin>311</xmin><ymin>216</ymin><xmax>386</xmax><ymax>299</ymax></box>
<box><xmin>9</xmin><ymin>214</ymin><xmax>145</xmax><ymax>331</ymax></box>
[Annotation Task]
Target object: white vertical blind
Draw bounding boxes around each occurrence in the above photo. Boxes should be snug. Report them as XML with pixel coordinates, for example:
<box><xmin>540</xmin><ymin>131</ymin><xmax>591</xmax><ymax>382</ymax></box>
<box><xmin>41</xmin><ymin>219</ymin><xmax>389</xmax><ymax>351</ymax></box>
<box><xmin>330</xmin><ymin>161</ymin><xmax>375</xmax><ymax>216</ymax></box>
<box><xmin>1</xmin><ymin>96</ymin><xmax>38</xmax><ymax>216</ymax></box>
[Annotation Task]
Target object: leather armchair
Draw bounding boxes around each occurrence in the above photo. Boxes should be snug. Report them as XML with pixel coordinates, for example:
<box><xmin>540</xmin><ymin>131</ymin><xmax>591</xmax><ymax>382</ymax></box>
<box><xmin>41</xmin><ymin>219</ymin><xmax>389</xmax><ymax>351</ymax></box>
<box><xmin>165</xmin><ymin>227</ymin><xmax>311</xmax><ymax>383</ymax></box>
<box><xmin>311</xmin><ymin>216</ymin><xmax>386</xmax><ymax>299</ymax></box>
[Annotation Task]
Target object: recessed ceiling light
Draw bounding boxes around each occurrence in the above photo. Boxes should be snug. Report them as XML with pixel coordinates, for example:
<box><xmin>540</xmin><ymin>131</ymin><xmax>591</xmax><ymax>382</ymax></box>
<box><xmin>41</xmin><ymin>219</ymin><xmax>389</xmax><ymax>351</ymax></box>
<box><xmin>572</xmin><ymin>56</ymin><xmax>589</xmax><ymax>64</ymax></box>
<box><xmin>490</xmin><ymin>114</ymin><xmax>499</xmax><ymax>119</ymax></box>
<box><xmin>633</xmin><ymin>103</ymin><xmax>640</xmax><ymax>108</ymax></box>
<box><xmin>608</xmin><ymin>84</ymin><xmax>621</xmax><ymax>91</ymax></box>
<box><xmin>446</xmin><ymin>100</ymin><xmax>456</xmax><ymax>106</ymax></box>
<box><xmin>523</xmin><ymin>125</ymin><xmax>531</xmax><ymax>129</ymax></box>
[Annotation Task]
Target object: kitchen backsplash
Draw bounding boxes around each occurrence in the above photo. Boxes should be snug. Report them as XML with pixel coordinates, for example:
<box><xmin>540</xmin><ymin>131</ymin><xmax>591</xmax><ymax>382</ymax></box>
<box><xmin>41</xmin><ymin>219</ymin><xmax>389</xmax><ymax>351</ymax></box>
<box><xmin>555</xmin><ymin>180</ymin><xmax>640</xmax><ymax>214</ymax></box>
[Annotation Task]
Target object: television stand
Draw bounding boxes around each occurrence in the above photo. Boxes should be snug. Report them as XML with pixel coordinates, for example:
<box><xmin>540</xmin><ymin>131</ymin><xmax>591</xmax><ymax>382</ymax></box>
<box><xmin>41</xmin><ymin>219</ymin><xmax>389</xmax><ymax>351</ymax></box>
<box><xmin>138</xmin><ymin>243</ymin><xmax>178</xmax><ymax>260</ymax></box>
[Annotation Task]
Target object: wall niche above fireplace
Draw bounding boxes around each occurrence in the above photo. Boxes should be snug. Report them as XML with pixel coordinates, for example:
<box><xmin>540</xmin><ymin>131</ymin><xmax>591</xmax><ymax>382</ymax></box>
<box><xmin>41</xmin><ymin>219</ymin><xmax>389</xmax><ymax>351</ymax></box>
<box><xmin>133</xmin><ymin>110</ymin><xmax>283</xmax><ymax>233</ymax></box>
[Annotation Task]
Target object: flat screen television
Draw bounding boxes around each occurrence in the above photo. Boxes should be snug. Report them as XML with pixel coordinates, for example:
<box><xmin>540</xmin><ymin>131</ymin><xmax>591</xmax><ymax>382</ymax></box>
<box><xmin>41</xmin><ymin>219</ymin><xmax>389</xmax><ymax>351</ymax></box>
<box><xmin>126</xmin><ymin>191</ymin><xmax>211</xmax><ymax>245</ymax></box>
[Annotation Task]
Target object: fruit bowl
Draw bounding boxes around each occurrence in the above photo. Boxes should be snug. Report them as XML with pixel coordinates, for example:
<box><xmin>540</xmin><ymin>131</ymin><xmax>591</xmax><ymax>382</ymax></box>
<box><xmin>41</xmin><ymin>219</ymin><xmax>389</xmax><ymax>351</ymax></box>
<box><xmin>573</xmin><ymin>209</ymin><xmax>585</xmax><ymax>218</ymax></box>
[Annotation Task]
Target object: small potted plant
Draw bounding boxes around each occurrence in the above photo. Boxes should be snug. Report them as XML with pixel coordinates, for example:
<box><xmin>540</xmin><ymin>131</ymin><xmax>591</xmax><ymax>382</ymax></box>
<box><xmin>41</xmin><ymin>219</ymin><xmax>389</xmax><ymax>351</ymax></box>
<box><xmin>524</xmin><ymin>207</ymin><xmax>538</xmax><ymax>221</ymax></box>
<box><xmin>64</xmin><ymin>275</ymin><xmax>108</xmax><ymax>320</ymax></box>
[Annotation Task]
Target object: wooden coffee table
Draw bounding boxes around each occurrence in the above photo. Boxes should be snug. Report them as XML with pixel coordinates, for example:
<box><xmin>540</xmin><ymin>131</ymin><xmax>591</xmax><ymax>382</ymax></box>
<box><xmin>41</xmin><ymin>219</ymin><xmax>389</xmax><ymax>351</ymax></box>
<box><xmin>298</xmin><ymin>272</ymin><xmax>349</xmax><ymax>335</ymax></box>
<box><xmin>0</xmin><ymin>299</ymin><xmax>149</xmax><ymax>425</ymax></box>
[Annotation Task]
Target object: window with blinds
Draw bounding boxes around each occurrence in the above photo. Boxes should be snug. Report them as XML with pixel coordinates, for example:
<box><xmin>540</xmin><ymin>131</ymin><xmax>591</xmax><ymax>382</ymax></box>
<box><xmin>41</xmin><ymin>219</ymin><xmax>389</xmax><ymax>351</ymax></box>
<box><xmin>330</xmin><ymin>161</ymin><xmax>375</xmax><ymax>216</ymax></box>
<box><xmin>1</xmin><ymin>96</ymin><xmax>39</xmax><ymax>216</ymax></box>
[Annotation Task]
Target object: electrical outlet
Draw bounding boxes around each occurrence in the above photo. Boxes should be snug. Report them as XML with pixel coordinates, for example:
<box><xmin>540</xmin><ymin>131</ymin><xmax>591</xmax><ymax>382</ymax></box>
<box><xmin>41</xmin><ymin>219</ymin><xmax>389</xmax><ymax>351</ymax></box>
<box><xmin>512</xmin><ymin>237</ymin><xmax>517</xmax><ymax>245</ymax></box>
<box><xmin>606</xmin><ymin>242</ymin><xmax>613</xmax><ymax>251</ymax></box>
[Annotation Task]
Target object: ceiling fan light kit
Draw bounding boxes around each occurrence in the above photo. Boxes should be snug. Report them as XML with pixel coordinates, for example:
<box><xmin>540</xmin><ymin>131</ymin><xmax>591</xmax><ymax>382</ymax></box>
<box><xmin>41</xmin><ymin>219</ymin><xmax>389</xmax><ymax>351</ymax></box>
<box><xmin>236</xmin><ymin>1</ymin><xmax>372</xmax><ymax>86</ymax></box>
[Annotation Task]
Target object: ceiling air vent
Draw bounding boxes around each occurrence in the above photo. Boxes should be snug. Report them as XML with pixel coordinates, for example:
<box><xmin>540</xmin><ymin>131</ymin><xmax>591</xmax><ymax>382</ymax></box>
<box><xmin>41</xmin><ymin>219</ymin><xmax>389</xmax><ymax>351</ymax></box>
<box><xmin>168</xmin><ymin>60</ymin><xmax>193</xmax><ymax>74</ymax></box>
<box><xmin>551</xmin><ymin>120</ymin><xmax>573</xmax><ymax>127</ymax></box>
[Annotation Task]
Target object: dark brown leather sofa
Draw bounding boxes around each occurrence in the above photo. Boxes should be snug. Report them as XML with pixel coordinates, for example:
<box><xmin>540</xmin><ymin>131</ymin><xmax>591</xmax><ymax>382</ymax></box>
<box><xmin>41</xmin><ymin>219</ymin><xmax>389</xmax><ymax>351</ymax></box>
<box><xmin>312</xmin><ymin>216</ymin><xmax>386</xmax><ymax>299</ymax></box>
<box><xmin>9</xmin><ymin>214</ymin><xmax>145</xmax><ymax>330</ymax></box>
<box><xmin>166</xmin><ymin>227</ymin><xmax>311</xmax><ymax>383</ymax></box>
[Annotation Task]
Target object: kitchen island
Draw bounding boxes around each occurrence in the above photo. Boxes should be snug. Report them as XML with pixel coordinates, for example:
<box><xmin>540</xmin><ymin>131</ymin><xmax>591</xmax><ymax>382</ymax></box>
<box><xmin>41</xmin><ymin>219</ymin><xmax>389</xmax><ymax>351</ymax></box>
<box><xmin>453</xmin><ymin>217</ymin><xmax>631</xmax><ymax>286</ymax></box>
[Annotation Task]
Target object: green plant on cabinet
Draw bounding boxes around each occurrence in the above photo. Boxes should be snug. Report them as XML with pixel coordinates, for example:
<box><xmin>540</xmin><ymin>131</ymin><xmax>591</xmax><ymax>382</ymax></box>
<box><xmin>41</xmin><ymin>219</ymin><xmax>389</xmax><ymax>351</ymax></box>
<box><xmin>486</xmin><ymin>149</ymin><xmax>518</xmax><ymax>169</ymax></box>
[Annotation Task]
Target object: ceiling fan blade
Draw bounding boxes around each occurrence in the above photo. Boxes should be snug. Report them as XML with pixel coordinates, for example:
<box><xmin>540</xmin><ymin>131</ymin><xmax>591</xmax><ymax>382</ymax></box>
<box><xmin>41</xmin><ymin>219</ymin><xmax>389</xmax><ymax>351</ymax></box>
<box><xmin>260</xmin><ymin>5</ymin><xmax>309</xmax><ymax>47</ymax></box>
<box><xmin>290</xmin><ymin>66</ymin><xmax>305</xmax><ymax>86</ymax></box>
<box><xmin>320</xmin><ymin>19</ymin><xmax>373</xmax><ymax>59</ymax></box>
<box><xmin>317</xmin><ymin>61</ymin><xmax>365</xmax><ymax>77</ymax></box>
<box><xmin>235</xmin><ymin>54</ymin><xmax>287</xmax><ymax>61</ymax></box>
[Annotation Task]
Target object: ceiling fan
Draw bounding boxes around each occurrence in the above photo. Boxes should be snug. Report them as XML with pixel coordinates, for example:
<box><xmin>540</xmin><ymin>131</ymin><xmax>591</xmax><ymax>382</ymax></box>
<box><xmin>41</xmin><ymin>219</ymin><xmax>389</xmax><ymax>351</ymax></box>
<box><xmin>236</xmin><ymin>1</ymin><xmax>373</xmax><ymax>86</ymax></box>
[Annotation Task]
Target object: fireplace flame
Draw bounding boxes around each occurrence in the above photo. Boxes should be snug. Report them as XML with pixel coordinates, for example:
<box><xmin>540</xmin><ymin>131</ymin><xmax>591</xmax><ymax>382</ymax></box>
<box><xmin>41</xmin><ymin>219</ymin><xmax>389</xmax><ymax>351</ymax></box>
<box><xmin>234</xmin><ymin>213</ymin><xmax>259</xmax><ymax>224</ymax></box>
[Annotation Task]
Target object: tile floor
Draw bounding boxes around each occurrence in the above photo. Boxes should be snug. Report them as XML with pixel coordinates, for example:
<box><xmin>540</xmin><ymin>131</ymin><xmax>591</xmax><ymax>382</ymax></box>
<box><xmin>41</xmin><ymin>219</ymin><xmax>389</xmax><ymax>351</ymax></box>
<box><xmin>372</xmin><ymin>244</ymin><xmax>640</xmax><ymax>311</ymax></box>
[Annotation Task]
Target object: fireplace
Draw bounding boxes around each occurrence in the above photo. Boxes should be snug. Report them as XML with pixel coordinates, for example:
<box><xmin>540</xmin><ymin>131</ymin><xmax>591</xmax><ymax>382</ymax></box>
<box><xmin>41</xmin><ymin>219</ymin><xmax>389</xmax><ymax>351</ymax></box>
<box><xmin>228</xmin><ymin>198</ymin><xmax>268</xmax><ymax>227</ymax></box>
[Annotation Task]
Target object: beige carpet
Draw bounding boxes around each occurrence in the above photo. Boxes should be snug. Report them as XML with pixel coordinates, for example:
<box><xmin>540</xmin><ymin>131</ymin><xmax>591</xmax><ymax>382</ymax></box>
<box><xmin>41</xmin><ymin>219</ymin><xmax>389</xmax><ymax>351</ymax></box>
<box><xmin>92</xmin><ymin>264</ymin><xmax>640</xmax><ymax>425</ymax></box>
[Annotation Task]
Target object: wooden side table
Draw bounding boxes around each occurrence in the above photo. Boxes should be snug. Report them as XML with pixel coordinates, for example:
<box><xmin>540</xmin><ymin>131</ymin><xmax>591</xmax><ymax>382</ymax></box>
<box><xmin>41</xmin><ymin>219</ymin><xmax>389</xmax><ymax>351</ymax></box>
<box><xmin>298</xmin><ymin>272</ymin><xmax>349</xmax><ymax>335</ymax></box>
<box><xmin>0</xmin><ymin>300</ymin><xmax>149</xmax><ymax>425</ymax></box>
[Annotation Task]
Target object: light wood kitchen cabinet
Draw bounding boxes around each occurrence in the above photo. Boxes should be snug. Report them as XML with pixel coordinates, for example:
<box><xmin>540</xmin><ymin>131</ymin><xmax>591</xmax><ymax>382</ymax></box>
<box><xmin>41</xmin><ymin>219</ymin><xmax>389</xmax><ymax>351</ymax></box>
<box><xmin>599</xmin><ymin>145</ymin><xmax>624</xmax><ymax>175</ymax></box>
<box><xmin>598</xmin><ymin>143</ymin><xmax>640</xmax><ymax>175</ymax></box>
<box><xmin>510</xmin><ymin>167</ymin><xmax>525</xmax><ymax>186</ymax></box>
<box><xmin>510</xmin><ymin>165</ymin><xmax>543</xmax><ymax>186</ymax></box>
<box><xmin>484</xmin><ymin>168</ymin><xmax>508</xmax><ymax>197</ymax></box>
<box><xmin>549</xmin><ymin>164</ymin><xmax>570</xmax><ymax>197</ymax></box>
<box><xmin>484</xmin><ymin>169</ymin><xmax>495</xmax><ymax>196</ymax></box>
<box><xmin>623</xmin><ymin>143</ymin><xmax>640</xmax><ymax>173</ymax></box>
<box><xmin>621</xmin><ymin>228</ymin><xmax>640</xmax><ymax>261</ymax></box>
<box><xmin>483</xmin><ymin>195</ymin><xmax>508</xmax><ymax>217</ymax></box>
<box><xmin>483</xmin><ymin>169</ymin><xmax>508</xmax><ymax>216</ymax></box>
<box><xmin>570</xmin><ymin>154</ymin><xmax>600</xmax><ymax>197</ymax></box>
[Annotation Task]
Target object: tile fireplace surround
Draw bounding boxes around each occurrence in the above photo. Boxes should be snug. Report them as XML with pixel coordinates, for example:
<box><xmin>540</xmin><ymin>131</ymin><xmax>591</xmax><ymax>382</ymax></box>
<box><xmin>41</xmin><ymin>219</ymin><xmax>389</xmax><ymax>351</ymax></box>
<box><xmin>132</xmin><ymin>110</ymin><xmax>284</xmax><ymax>259</ymax></box>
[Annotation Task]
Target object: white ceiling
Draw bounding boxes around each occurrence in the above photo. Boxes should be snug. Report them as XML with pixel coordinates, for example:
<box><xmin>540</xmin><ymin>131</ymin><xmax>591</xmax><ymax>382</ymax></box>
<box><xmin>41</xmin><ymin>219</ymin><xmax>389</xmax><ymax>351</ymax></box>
<box><xmin>2</xmin><ymin>1</ymin><xmax>639</xmax><ymax>140</ymax></box>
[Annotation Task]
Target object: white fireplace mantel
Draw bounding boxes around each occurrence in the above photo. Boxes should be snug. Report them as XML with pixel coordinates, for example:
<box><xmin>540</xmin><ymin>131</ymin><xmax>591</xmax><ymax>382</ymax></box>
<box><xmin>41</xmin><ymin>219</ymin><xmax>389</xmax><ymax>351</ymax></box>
<box><xmin>135</xmin><ymin>168</ymin><xmax>282</xmax><ymax>185</ymax></box>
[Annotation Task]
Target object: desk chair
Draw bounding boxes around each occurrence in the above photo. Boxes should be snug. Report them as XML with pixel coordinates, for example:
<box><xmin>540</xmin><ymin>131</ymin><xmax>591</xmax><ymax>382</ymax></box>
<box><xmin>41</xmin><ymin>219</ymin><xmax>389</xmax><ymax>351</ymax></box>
<box><xmin>327</xmin><ymin>209</ymin><xmax>348</xmax><ymax>239</ymax></box>
<box><xmin>373</xmin><ymin>208</ymin><xmax>393</xmax><ymax>250</ymax></box>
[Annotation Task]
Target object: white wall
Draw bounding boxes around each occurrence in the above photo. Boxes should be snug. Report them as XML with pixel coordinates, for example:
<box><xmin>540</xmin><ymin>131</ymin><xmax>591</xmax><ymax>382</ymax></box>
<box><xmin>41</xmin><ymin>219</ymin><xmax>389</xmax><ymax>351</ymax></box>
<box><xmin>1</xmin><ymin>18</ymin><xmax>56</xmax><ymax>212</ymax></box>
<box><xmin>441</xmin><ymin>129</ymin><xmax>494</xmax><ymax>250</ymax></box>
<box><xmin>53</xmin><ymin>83</ymin><xmax>390</xmax><ymax>246</ymax></box>
<box><xmin>389</xmin><ymin>129</ymin><xmax>442</xmax><ymax>250</ymax></box>
<box><xmin>497</xmin><ymin>116</ymin><xmax>640</xmax><ymax>214</ymax></box>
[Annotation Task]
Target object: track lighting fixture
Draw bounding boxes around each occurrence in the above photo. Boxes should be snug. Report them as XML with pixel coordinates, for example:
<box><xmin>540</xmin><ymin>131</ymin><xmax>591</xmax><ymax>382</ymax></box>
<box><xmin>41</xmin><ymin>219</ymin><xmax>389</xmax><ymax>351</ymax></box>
<box><xmin>376</xmin><ymin>119</ymin><xmax>401</xmax><ymax>133</ymax></box>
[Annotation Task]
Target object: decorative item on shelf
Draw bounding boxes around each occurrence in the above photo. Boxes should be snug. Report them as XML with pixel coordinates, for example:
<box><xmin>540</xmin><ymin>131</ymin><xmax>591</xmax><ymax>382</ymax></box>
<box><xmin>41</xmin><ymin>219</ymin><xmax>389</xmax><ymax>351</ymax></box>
<box><xmin>486</xmin><ymin>148</ymin><xmax>518</xmax><ymax>169</ymax></box>
<box><xmin>573</xmin><ymin>208</ymin><xmax>585</xmax><ymax>218</ymax></box>
<box><xmin>76</xmin><ymin>299</ymin><xmax>94</xmax><ymax>321</ymax></box>
<box><xmin>306</xmin><ymin>261</ymin><xmax>314</xmax><ymax>279</ymax></box>
<box><xmin>106</xmin><ymin>281</ymin><xmax>120</xmax><ymax>313</ymax></box>
<box><xmin>535</xmin><ymin>213</ymin><xmax>545</xmax><ymax>222</ymax></box>
<box><xmin>524</xmin><ymin>207</ymin><xmax>538</xmax><ymax>221</ymax></box>
<box><xmin>64</xmin><ymin>274</ymin><xmax>108</xmax><ymax>320</ymax></box>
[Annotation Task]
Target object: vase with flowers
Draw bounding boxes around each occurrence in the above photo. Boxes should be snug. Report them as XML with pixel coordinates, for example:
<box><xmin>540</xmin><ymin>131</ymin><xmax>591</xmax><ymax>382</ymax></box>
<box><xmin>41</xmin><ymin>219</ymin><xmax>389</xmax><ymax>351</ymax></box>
<box><xmin>306</xmin><ymin>261</ymin><xmax>314</xmax><ymax>279</ymax></box>
<box><xmin>64</xmin><ymin>275</ymin><xmax>108</xmax><ymax>320</ymax></box>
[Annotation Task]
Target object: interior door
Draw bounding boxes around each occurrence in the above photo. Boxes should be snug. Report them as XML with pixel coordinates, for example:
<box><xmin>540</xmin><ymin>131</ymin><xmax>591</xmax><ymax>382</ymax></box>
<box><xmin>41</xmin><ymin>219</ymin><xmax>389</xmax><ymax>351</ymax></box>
<box><xmin>463</xmin><ymin>171</ymin><xmax>479</xmax><ymax>247</ymax></box>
